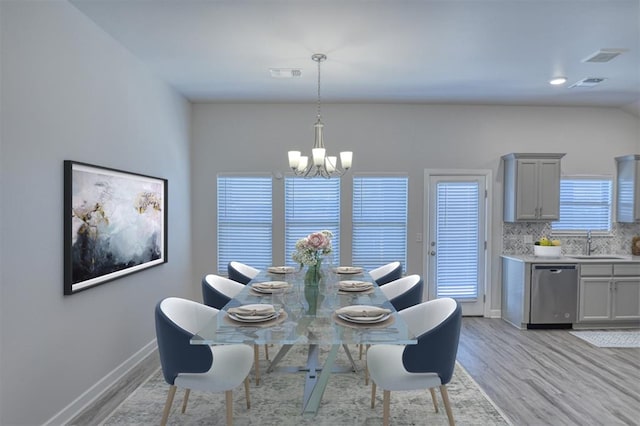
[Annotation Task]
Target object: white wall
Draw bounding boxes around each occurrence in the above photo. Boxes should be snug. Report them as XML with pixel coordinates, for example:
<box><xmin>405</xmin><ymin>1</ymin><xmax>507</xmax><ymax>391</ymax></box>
<box><xmin>191</xmin><ymin>103</ymin><xmax>639</xmax><ymax>312</ymax></box>
<box><xmin>0</xmin><ymin>2</ymin><xmax>193</xmax><ymax>424</ymax></box>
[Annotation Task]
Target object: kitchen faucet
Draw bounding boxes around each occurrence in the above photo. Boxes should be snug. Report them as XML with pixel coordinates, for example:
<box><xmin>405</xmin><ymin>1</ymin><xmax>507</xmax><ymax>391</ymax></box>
<box><xmin>585</xmin><ymin>230</ymin><xmax>593</xmax><ymax>255</ymax></box>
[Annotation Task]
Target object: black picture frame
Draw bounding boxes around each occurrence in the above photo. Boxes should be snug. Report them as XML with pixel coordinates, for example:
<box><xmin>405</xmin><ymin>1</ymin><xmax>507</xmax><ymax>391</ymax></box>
<box><xmin>64</xmin><ymin>161</ymin><xmax>168</xmax><ymax>295</ymax></box>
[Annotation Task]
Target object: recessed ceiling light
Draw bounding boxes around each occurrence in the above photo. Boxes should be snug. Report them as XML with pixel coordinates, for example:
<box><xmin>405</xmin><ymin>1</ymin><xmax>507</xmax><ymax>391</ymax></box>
<box><xmin>269</xmin><ymin>68</ymin><xmax>302</xmax><ymax>78</ymax></box>
<box><xmin>549</xmin><ymin>76</ymin><xmax>568</xmax><ymax>86</ymax></box>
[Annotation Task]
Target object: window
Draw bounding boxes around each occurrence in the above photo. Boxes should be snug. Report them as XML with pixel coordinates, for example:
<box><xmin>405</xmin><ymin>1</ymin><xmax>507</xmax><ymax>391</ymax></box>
<box><xmin>352</xmin><ymin>176</ymin><xmax>408</xmax><ymax>271</ymax></box>
<box><xmin>434</xmin><ymin>180</ymin><xmax>480</xmax><ymax>299</ymax></box>
<box><xmin>217</xmin><ymin>175</ymin><xmax>272</xmax><ymax>274</ymax></box>
<box><xmin>285</xmin><ymin>177</ymin><xmax>340</xmax><ymax>266</ymax></box>
<box><xmin>552</xmin><ymin>177</ymin><xmax>613</xmax><ymax>232</ymax></box>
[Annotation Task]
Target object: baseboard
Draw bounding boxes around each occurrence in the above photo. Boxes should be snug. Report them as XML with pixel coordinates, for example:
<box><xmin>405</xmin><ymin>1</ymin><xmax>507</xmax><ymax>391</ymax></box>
<box><xmin>44</xmin><ymin>339</ymin><xmax>158</xmax><ymax>426</ymax></box>
<box><xmin>487</xmin><ymin>309</ymin><xmax>501</xmax><ymax>318</ymax></box>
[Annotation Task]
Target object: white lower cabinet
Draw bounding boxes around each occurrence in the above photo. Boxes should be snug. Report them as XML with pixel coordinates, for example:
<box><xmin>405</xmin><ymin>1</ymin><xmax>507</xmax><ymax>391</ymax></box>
<box><xmin>612</xmin><ymin>277</ymin><xmax>640</xmax><ymax>321</ymax></box>
<box><xmin>578</xmin><ymin>263</ymin><xmax>640</xmax><ymax>323</ymax></box>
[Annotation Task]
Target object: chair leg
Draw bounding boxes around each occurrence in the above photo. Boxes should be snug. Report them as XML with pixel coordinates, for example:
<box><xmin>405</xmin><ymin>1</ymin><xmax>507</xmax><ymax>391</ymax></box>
<box><xmin>253</xmin><ymin>345</ymin><xmax>261</xmax><ymax>386</ymax></box>
<box><xmin>370</xmin><ymin>382</ymin><xmax>377</xmax><ymax>408</ymax></box>
<box><xmin>160</xmin><ymin>385</ymin><xmax>177</xmax><ymax>426</ymax></box>
<box><xmin>181</xmin><ymin>388</ymin><xmax>190</xmax><ymax>413</ymax></box>
<box><xmin>225</xmin><ymin>390</ymin><xmax>233</xmax><ymax>425</ymax></box>
<box><xmin>264</xmin><ymin>344</ymin><xmax>270</xmax><ymax>360</ymax></box>
<box><xmin>382</xmin><ymin>390</ymin><xmax>391</xmax><ymax>426</ymax></box>
<box><xmin>359</xmin><ymin>343</ymin><xmax>363</xmax><ymax>360</ymax></box>
<box><xmin>440</xmin><ymin>385</ymin><xmax>455</xmax><ymax>426</ymax></box>
<box><xmin>244</xmin><ymin>377</ymin><xmax>251</xmax><ymax>409</ymax></box>
<box><xmin>364</xmin><ymin>344</ymin><xmax>371</xmax><ymax>385</ymax></box>
<box><xmin>429</xmin><ymin>387</ymin><xmax>439</xmax><ymax>413</ymax></box>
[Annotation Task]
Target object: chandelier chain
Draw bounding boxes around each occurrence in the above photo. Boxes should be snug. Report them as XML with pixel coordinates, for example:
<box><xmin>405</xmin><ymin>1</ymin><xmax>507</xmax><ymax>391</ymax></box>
<box><xmin>316</xmin><ymin>56</ymin><xmax>322</xmax><ymax>119</ymax></box>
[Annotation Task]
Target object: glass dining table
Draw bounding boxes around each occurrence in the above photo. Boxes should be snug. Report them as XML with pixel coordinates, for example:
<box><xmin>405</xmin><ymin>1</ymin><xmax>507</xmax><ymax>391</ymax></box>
<box><xmin>191</xmin><ymin>266</ymin><xmax>416</xmax><ymax>415</ymax></box>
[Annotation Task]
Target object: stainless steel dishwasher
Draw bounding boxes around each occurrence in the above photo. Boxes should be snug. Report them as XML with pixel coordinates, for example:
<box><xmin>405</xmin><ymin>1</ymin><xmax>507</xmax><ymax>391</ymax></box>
<box><xmin>529</xmin><ymin>264</ymin><xmax>578</xmax><ymax>328</ymax></box>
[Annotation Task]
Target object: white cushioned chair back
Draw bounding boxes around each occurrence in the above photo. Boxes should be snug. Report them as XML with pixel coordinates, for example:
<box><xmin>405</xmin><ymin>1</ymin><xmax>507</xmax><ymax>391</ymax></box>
<box><xmin>204</xmin><ymin>274</ymin><xmax>244</xmax><ymax>298</ymax></box>
<box><xmin>369</xmin><ymin>261</ymin><xmax>401</xmax><ymax>281</ymax></box>
<box><xmin>160</xmin><ymin>297</ymin><xmax>218</xmax><ymax>335</ymax></box>
<box><xmin>380</xmin><ymin>274</ymin><xmax>420</xmax><ymax>300</ymax></box>
<box><xmin>399</xmin><ymin>298</ymin><xmax>458</xmax><ymax>337</ymax></box>
<box><xmin>230</xmin><ymin>261</ymin><xmax>260</xmax><ymax>279</ymax></box>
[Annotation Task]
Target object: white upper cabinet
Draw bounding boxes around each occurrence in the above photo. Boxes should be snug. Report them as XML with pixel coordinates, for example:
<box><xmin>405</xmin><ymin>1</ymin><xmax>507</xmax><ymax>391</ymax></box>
<box><xmin>502</xmin><ymin>153</ymin><xmax>565</xmax><ymax>222</ymax></box>
<box><xmin>615</xmin><ymin>154</ymin><xmax>640</xmax><ymax>223</ymax></box>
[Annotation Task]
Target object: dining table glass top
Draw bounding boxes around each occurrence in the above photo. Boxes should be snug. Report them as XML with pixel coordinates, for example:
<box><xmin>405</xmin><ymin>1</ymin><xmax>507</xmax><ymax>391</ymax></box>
<box><xmin>191</xmin><ymin>266</ymin><xmax>417</xmax><ymax>346</ymax></box>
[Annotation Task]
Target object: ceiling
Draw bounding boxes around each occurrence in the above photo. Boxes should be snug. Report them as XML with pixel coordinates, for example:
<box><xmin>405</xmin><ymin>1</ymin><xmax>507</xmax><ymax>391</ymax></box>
<box><xmin>70</xmin><ymin>0</ymin><xmax>640</xmax><ymax>113</ymax></box>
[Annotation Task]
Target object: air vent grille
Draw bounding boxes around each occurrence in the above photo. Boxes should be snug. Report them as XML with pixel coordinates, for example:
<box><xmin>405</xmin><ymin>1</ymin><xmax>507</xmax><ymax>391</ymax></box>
<box><xmin>582</xmin><ymin>48</ymin><xmax>627</xmax><ymax>63</ymax></box>
<box><xmin>269</xmin><ymin>68</ymin><xmax>302</xmax><ymax>78</ymax></box>
<box><xmin>569</xmin><ymin>77</ymin><xmax>606</xmax><ymax>88</ymax></box>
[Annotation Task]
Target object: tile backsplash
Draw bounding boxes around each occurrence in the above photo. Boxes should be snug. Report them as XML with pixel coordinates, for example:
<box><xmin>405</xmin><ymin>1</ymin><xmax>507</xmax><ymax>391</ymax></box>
<box><xmin>502</xmin><ymin>222</ymin><xmax>640</xmax><ymax>256</ymax></box>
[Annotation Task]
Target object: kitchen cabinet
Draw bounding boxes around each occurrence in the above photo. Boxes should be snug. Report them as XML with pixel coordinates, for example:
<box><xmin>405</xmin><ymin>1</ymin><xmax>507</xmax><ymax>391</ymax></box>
<box><xmin>615</xmin><ymin>154</ymin><xmax>640</xmax><ymax>223</ymax></box>
<box><xmin>502</xmin><ymin>153</ymin><xmax>565</xmax><ymax>222</ymax></box>
<box><xmin>578</xmin><ymin>263</ymin><xmax>640</xmax><ymax>323</ymax></box>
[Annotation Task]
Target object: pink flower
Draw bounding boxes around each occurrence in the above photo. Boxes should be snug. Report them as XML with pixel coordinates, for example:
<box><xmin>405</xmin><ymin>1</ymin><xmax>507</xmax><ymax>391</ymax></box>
<box><xmin>307</xmin><ymin>232</ymin><xmax>328</xmax><ymax>249</ymax></box>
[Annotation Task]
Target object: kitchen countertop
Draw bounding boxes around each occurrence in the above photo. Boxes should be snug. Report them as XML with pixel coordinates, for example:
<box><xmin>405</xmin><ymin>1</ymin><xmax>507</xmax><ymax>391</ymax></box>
<box><xmin>501</xmin><ymin>254</ymin><xmax>640</xmax><ymax>263</ymax></box>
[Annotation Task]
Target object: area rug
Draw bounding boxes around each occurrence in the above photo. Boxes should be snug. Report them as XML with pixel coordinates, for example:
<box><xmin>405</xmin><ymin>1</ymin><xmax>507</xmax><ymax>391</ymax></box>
<box><xmin>102</xmin><ymin>345</ymin><xmax>510</xmax><ymax>425</ymax></box>
<box><xmin>569</xmin><ymin>330</ymin><xmax>640</xmax><ymax>348</ymax></box>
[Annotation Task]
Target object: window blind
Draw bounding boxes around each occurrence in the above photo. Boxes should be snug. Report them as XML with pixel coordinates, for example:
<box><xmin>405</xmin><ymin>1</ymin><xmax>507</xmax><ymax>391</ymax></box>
<box><xmin>285</xmin><ymin>177</ymin><xmax>340</xmax><ymax>266</ymax></box>
<box><xmin>217</xmin><ymin>175</ymin><xmax>272</xmax><ymax>274</ymax></box>
<box><xmin>435</xmin><ymin>181</ymin><xmax>479</xmax><ymax>299</ymax></box>
<box><xmin>352</xmin><ymin>176</ymin><xmax>408</xmax><ymax>271</ymax></box>
<box><xmin>552</xmin><ymin>178</ymin><xmax>612</xmax><ymax>232</ymax></box>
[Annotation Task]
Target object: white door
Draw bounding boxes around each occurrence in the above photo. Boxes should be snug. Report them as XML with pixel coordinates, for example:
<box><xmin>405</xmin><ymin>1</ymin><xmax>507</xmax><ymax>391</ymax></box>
<box><xmin>425</xmin><ymin>172</ymin><xmax>488</xmax><ymax>316</ymax></box>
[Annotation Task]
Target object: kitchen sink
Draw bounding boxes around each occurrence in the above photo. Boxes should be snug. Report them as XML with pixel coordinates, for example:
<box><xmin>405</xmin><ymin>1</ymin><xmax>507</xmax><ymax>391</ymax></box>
<box><xmin>567</xmin><ymin>255</ymin><xmax>627</xmax><ymax>260</ymax></box>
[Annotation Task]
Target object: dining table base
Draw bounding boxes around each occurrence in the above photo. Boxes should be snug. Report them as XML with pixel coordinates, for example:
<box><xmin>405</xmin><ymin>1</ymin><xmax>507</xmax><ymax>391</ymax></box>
<box><xmin>266</xmin><ymin>343</ymin><xmax>359</xmax><ymax>414</ymax></box>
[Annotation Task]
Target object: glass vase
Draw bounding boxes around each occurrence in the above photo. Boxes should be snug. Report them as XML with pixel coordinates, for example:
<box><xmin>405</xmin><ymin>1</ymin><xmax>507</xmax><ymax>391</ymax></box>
<box><xmin>304</xmin><ymin>257</ymin><xmax>323</xmax><ymax>287</ymax></box>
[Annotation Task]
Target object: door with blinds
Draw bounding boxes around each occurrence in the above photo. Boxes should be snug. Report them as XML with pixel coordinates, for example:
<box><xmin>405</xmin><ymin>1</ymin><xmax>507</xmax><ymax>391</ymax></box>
<box><xmin>426</xmin><ymin>173</ymin><xmax>487</xmax><ymax>316</ymax></box>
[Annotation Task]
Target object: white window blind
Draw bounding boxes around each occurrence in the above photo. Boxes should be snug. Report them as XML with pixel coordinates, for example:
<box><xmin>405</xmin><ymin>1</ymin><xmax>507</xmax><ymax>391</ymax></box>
<box><xmin>552</xmin><ymin>177</ymin><xmax>612</xmax><ymax>232</ymax></box>
<box><xmin>217</xmin><ymin>175</ymin><xmax>272</xmax><ymax>274</ymax></box>
<box><xmin>285</xmin><ymin>177</ymin><xmax>340</xmax><ymax>266</ymax></box>
<box><xmin>436</xmin><ymin>181</ymin><xmax>479</xmax><ymax>299</ymax></box>
<box><xmin>352</xmin><ymin>176</ymin><xmax>408</xmax><ymax>271</ymax></box>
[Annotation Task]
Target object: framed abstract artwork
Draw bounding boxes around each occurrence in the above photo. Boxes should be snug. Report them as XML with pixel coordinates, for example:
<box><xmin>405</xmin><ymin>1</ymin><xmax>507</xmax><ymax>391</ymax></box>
<box><xmin>64</xmin><ymin>161</ymin><xmax>168</xmax><ymax>294</ymax></box>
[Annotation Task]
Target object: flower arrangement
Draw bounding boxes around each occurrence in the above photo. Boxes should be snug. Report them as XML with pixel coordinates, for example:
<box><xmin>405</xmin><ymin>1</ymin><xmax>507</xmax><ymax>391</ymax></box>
<box><xmin>292</xmin><ymin>230</ymin><xmax>333</xmax><ymax>266</ymax></box>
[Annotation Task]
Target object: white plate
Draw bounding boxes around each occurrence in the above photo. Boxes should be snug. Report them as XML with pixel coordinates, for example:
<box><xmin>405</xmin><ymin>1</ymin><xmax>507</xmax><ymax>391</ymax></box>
<box><xmin>228</xmin><ymin>312</ymin><xmax>278</xmax><ymax>323</ymax></box>
<box><xmin>338</xmin><ymin>313</ymin><xmax>391</xmax><ymax>324</ymax></box>
<box><xmin>333</xmin><ymin>266</ymin><xmax>364</xmax><ymax>274</ymax></box>
<box><xmin>268</xmin><ymin>266</ymin><xmax>296</xmax><ymax>274</ymax></box>
<box><xmin>338</xmin><ymin>280</ymin><xmax>373</xmax><ymax>292</ymax></box>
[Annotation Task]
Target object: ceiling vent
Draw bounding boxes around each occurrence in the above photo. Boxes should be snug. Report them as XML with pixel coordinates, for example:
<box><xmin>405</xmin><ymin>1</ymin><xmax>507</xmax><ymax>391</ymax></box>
<box><xmin>269</xmin><ymin>68</ymin><xmax>302</xmax><ymax>78</ymax></box>
<box><xmin>582</xmin><ymin>48</ymin><xmax>628</xmax><ymax>63</ymax></box>
<box><xmin>569</xmin><ymin>77</ymin><xmax>606</xmax><ymax>88</ymax></box>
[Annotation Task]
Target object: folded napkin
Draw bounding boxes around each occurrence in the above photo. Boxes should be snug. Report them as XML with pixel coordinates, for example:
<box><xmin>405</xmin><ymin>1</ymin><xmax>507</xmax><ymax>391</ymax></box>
<box><xmin>335</xmin><ymin>305</ymin><xmax>391</xmax><ymax>318</ymax></box>
<box><xmin>253</xmin><ymin>281</ymin><xmax>289</xmax><ymax>290</ymax></box>
<box><xmin>228</xmin><ymin>304</ymin><xmax>276</xmax><ymax>317</ymax></box>
<box><xmin>339</xmin><ymin>280</ymin><xmax>373</xmax><ymax>290</ymax></box>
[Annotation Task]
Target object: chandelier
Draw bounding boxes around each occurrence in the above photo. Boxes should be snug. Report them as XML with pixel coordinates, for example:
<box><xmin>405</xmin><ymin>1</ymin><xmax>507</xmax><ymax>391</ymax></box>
<box><xmin>287</xmin><ymin>53</ymin><xmax>352</xmax><ymax>178</ymax></box>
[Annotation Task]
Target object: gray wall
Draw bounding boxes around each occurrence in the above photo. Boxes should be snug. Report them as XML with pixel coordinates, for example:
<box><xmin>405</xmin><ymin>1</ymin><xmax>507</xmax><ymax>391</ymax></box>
<box><xmin>0</xmin><ymin>2</ymin><xmax>193</xmax><ymax>424</ymax></box>
<box><xmin>1</xmin><ymin>1</ymin><xmax>639</xmax><ymax>425</ymax></box>
<box><xmin>191</xmin><ymin>103</ymin><xmax>639</xmax><ymax>314</ymax></box>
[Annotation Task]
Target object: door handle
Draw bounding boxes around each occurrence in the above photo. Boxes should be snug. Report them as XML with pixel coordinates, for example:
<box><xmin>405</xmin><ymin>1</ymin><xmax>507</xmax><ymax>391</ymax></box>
<box><xmin>430</xmin><ymin>251</ymin><xmax>436</xmax><ymax>256</ymax></box>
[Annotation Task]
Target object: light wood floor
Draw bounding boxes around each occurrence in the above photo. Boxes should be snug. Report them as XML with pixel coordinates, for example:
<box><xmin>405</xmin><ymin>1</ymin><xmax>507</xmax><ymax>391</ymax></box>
<box><xmin>457</xmin><ymin>318</ymin><xmax>640</xmax><ymax>426</ymax></box>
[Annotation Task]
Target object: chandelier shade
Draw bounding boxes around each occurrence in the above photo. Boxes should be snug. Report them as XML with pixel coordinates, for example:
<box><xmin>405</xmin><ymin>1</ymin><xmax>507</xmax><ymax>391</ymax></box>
<box><xmin>287</xmin><ymin>53</ymin><xmax>352</xmax><ymax>178</ymax></box>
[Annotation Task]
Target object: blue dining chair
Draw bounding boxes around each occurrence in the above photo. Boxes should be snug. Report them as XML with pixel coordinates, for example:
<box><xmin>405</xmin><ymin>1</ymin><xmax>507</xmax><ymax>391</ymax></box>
<box><xmin>362</xmin><ymin>274</ymin><xmax>423</xmax><ymax>383</ymax></box>
<box><xmin>155</xmin><ymin>297</ymin><xmax>253</xmax><ymax>425</ymax></box>
<box><xmin>201</xmin><ymin>273</ymin><xmax>268</xmax><ymax>385</ymax></box>
<box><xmin>379</xmin><ymin>274</ymin><xmax>424</xmax><ymax>312</ymax></box>
<box><xmin>367</xmin><ymin>298</ymin><xmax>462</xmax><ymax>426</ymax></box>
<box><xmin>369</xmin><ymin>261</ymin><xmax>402</xmax><ymax>286</ymax></box>
<box><xmin>228</xmin><ymin>261</ymin><xmax>260</xmax><ymax>285</ymax></box>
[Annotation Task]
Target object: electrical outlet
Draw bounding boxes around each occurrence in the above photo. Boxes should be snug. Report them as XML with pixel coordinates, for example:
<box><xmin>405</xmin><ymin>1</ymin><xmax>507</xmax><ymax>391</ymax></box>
<box><xmin>523</xmin><ymin>235</ymin><xmax>533</xmax><ymax>244</ymax></box>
